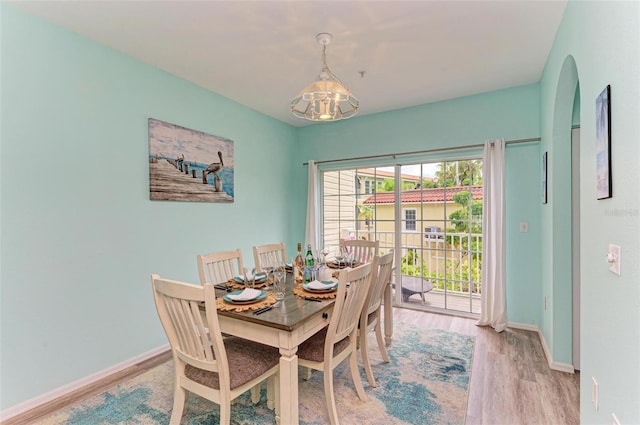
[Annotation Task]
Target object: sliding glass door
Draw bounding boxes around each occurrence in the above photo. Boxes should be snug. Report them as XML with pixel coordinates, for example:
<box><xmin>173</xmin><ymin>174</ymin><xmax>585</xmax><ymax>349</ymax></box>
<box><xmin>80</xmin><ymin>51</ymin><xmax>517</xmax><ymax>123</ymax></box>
<box><xmin>320</xmin><ymin>159</ymin><xmax>483</xmax><ymax>316</ymax></box>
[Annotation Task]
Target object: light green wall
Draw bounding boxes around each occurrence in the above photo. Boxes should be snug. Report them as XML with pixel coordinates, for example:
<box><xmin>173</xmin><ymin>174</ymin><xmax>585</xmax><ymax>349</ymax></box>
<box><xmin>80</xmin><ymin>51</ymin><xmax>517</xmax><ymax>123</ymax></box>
<box><xmin>0</xmin><ymin>5</ymin><xmax>296</xmax><ymax>409</ymax></box>
<box><xmin>540</xmin><ymin>0</ymin><xmax>639</xmax><ymax>423</ymax></box>
<box><xmin>505</xmin><ymin>142</ymin><xmax>542</xmax><ymax>325</ymax></box>
<box><xmin>294</xmin><ymin>85</ymin><xmax>543</xmax><ymax>328</ymax></box>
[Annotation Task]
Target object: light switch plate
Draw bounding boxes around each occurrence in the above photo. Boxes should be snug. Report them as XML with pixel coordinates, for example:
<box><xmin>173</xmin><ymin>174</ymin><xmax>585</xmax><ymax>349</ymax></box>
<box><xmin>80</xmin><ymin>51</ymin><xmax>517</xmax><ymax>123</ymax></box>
<box><xmin>608</xmin><ymin>244</ymin><xmax>621</xmax><ymax>275</ymax></box>
<box><xmin>611</xmin><ymin>413</ymin><xmax>621</xmax><ymax>425</ymax></box>
<box><xmin>519</xmin><ymin>222</ymin><xmax>528</xmax><ymax>232</ymax></box>
<box><xmin>592</xmin><ymin>377</ymin><xmax>599</xmax><ymax>411</ymax></box>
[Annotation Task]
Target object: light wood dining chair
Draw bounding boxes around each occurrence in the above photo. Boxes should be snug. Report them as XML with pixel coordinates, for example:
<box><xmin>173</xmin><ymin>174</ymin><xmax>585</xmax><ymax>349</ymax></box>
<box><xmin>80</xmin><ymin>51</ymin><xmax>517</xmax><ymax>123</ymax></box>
<box><xmin>359</xmin><ymin>251</ymin><xmax>394</xmax><ymax>387</ymax></box>
<box><xmin>197</xmin><ymin>249</ymin><xmax>244</xmax><ymax>285</ymax></box>
<box><xmin>151</xmin><ymin>274</ymin><xmax>280</xmax><ymax>425</ymax></box>
<box><xmin>339</xmin><ymin>239</ymin><xmax>379</xmax><ymax>264</ymax></box>
<box><xmin>196</xmin><ymin>249</ymin><xmax>265</xmax><ymax>403</ymax></box>
<box><xmin>297</xmin><ymin>260</ymin><xmax>376</xmax><ymax>425</ymax></box>
<box><xmin>252</xmin><ymin>242</ymin><xmax>286</xmax><ymax>273</ymax></box>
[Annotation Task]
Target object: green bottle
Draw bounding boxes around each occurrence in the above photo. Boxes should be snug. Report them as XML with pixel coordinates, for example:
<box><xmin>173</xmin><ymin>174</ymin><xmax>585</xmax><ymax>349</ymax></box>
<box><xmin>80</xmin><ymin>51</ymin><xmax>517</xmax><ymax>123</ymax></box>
<box><xmin>304</xmin><ymin>244</ymin><xmax>315</xmax><ymax>282</ymax></box>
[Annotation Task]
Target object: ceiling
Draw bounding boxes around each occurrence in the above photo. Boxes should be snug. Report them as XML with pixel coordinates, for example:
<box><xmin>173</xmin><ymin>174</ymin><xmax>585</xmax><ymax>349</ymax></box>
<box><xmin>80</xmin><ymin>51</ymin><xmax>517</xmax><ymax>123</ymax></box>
<box><xmin>12</xmin><ymin>0</ymin><xmax>568</xmax><ymax>127</ymax></box>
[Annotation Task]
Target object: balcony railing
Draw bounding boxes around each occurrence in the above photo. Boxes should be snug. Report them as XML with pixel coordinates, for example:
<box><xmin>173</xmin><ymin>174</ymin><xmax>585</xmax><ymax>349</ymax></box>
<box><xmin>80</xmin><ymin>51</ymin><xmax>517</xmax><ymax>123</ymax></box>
<box><xmin>335</xmin><ymin>229</ymin><xmax>482</xmax><ymax>297</ymax></box>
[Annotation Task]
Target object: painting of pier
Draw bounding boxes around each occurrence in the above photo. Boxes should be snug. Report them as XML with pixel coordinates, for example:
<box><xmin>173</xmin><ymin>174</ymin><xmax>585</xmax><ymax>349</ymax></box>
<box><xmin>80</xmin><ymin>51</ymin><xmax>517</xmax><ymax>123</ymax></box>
<box><xmin>148</xmin><ymin>118</ymin><xmax>234</xmax><ymax>202</ymax></box>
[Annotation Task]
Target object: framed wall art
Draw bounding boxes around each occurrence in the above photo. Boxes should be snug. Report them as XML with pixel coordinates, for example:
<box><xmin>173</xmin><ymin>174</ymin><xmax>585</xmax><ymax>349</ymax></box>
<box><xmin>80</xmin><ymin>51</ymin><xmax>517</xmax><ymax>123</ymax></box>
<box><xmin>595</xmin><ymin>85</ymin><xmax>612</xmax><ymax>200</ymax></box>
<box><xmin>542</xmin><ymin>151</ymin><xmax>548</xmax><ymax>204</ymax></box>
<box><xmin>148</xmin><ymin>118</ymin><xmax>234</xmax><ymax>202</ymax></box>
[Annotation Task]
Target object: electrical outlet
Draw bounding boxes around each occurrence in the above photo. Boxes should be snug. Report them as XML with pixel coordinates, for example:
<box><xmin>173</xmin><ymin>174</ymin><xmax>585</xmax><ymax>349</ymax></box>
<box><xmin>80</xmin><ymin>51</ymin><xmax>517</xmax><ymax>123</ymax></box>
<box><xmin>592</xmin><ymin>377</ymin><xmax>599</xmax><ymax>411</ymax></box>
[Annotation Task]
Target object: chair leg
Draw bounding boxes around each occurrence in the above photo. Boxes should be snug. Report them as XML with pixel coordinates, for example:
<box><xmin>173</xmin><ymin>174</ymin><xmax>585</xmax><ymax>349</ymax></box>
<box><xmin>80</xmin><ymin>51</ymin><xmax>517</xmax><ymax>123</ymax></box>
<box><xmin>274</xmin><ymin>372</ymin><xmax>280</xmax><ymax>417</ymax></box>
<box><xmin>267</xmin><ymin>375</ymin><xmax>275</xmax><ymax>410</ymax></box>
<box><xmin>349</xmin><ymin>349</ymin><xmax>367</xmax><ymax>401</ymax></box>
<box><xmin>170</xmin><ymin>386</ymin><xmax>187</xmax><ymax>425</ymax></box>
<box><xmin>303</xmin><ymin>366</ymin><xmax>313</xmax><ymax>381</ymax></box>
<box><xmin>374</xmin><ymin>320</ymin><xmax>390</xmax><ymax>363</ymax></box>
<box><xmin>360</xmin><ymin>328</ymin><xmax>376</xmax><ymax>387</ymax></box>
<box><xmin>250</xmin><ymin>383</ymin><xmax>261</xmax><ymax>404</ymax></box>
<box><xmin>220</xmin><ymin>401</ymin><xmax>231</xmax><ymax>425</ymax></box>
<box><xmin>323</xmin><ymin>367</ymin><xmax>340</xmax><ymax>425</ymax></box>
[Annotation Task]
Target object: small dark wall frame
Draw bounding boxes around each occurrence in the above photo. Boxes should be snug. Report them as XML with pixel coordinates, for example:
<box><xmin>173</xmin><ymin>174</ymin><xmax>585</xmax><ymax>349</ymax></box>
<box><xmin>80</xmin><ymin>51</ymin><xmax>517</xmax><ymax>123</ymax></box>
<box><xmin>542</xmin><ymin>151</ymin><xmax>548</xmax><ymax>204</ymax></box>
<box><xmin>596</xmin><ymin>85</ymin><xmax>612</xmax><ymax>200</ymax></box>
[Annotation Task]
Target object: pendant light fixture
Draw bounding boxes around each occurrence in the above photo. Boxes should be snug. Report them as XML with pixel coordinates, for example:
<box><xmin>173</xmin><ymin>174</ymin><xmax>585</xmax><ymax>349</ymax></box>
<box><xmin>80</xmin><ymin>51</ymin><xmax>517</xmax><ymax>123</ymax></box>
<box><xmin>290</xmin><ymin>33</ymin><xmax>359</xmax><ymax>122</ymax></box>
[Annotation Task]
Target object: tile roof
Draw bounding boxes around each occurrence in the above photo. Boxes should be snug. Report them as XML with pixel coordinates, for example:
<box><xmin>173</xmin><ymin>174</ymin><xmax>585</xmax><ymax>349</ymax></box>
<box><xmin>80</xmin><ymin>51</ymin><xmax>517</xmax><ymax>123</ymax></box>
<box><xmin>356</xmin><ymin>168</ymin><xmax>429</xmax><ymax>182</ymax></box>
<box><xmin>362</xmin><ymin>185</ymin><xmax>483</xmax><ymax>205</ymax></box>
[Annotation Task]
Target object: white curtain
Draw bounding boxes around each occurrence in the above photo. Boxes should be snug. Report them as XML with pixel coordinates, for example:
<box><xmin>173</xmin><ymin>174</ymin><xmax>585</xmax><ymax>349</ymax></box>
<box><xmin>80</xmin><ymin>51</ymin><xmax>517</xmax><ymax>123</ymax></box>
<box><xmin>304</xmin><ymin>160</ymin><xmax>318</xmax><ymax>253</ymax></box>
<box><xmin>477</xmin><ymin>139</ymin><xmax>507</xmax><ymax>332</ymax></box>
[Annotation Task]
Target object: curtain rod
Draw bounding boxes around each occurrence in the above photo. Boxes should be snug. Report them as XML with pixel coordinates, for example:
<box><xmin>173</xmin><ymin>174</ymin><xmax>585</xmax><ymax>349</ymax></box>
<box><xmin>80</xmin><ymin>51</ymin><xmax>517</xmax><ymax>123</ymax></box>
<box><xmin>302</xmin><ymin>137</ymin><xmax>541</xmax><ymax>166</ymax></box>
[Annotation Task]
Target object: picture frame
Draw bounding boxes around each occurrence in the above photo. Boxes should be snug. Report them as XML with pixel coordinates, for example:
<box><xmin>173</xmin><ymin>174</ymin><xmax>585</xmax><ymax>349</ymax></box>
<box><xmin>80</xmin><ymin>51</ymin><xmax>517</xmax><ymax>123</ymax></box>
<box><xmin>542</xmin><ymin>151</ymin><xmax>548</xmax><ymax>204</ymax></box>
<box><xmin>596</xmin><ymin>85</ymin><xmax>612</xmax><ymax>200</ymax></box>
<box><xmin>148</xmin><ymin>118</ymin><xmax>235</xmax><ymax>203</ymax></box>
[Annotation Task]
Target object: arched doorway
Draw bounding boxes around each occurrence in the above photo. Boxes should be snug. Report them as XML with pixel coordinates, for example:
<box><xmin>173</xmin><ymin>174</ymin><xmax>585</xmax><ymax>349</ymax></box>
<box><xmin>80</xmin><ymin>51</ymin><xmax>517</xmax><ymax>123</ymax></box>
<box><xmin>551</xmin><ymin>55</ymin><xmax>580</xmax><ymax>369</ymax></box>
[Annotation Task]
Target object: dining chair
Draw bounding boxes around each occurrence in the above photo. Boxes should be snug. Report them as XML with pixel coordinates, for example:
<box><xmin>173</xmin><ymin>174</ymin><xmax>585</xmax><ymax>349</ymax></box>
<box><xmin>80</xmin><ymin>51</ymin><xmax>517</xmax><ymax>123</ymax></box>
<box><xmin>196</xmin><ymin>249</ymin><xmax>266</xmax><ymax>403</ymax></box>
<box><xmin>359</xmin><ymin>251</ymin><xmax>394</xmax><ymax>387</ymax></box>
<box><xmin>297</xmin><ymin>260</ymin><xmax>376</xmax><ymax>425</ymax></box>
<box><xmin>339</xmin><ymin>239</ymin><xmax>379</xmax><ymax>264</ymax></box>
<box><xmin>151</xmin><ymin>274</ymin><xmax>280</xmax><ymax>425</ymax></box>
<box><xmin>252</xmin><ymin>242</ymin><xmax>287</xmax><ymax>273</ymax></box>
<box><xmin>197</xmin><ymin>249</ymin><xmax>245</xmax><ymax>285</ymax></box>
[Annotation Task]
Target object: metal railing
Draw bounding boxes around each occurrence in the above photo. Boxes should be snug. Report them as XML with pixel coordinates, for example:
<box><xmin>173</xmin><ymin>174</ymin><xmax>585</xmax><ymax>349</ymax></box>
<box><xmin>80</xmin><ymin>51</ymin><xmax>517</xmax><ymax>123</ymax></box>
<box><xmin>332</xmin><ymin>229</ymin><xmax>482</xmax><ymax>297</ymax></box>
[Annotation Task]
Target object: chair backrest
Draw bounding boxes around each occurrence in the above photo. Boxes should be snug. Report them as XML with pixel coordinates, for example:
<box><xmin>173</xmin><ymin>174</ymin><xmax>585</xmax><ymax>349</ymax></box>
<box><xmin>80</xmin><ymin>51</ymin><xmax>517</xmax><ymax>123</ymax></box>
<box><xmin>151</xmin><ymin>275</ymin><xmax>229</xmax><ymax>381</ymax></box>
<box><xmin>326</xmin><ymin>259</ymin><xmax>376</xmax><ymax>353</ymax></box>
<box><xmin>252</xmin><ymin>242</ymin><xmax>286</xmax><ymax>273</ymax></box>
<box><xmin>363</xmin><ymin>251</ymin><xmax>394</xmax><ymax>318</ymax></box>
<box><xmin>339</xmin><ymin>239</ymin><xmax>379</xmax><ymax>264</ymax></box>
<box><xmin>197</xmin><ymin>249</ymin><xmax>245</xmax><ymax>285</ymax></box>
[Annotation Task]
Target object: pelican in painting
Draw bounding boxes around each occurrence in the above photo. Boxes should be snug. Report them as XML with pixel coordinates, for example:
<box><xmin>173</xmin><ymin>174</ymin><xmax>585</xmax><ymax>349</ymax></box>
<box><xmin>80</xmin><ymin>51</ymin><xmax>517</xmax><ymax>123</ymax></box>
<box><xmin>204</xmin><ymin>151</ymin><xmax>224</xmax><ymax>178</ymax></box>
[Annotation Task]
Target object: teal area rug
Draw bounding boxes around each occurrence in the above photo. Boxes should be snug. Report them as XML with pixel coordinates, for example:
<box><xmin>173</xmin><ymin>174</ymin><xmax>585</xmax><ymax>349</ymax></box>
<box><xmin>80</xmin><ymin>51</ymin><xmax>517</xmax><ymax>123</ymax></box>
<box><xmin>35</xmin><ymin>323</ymin><xmax>474</xmax><ymax>425</ymax></box>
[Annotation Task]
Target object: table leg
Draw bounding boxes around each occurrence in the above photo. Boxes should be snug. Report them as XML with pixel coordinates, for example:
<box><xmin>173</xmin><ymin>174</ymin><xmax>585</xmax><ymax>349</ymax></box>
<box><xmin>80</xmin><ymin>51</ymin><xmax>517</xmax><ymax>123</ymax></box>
<box><xmin>384</xmin><ymin>282</ymin><xmax>393</xmax><ymax>346</ymax></box>
<box><xmin>278</xmin><ymin>347</ymin><xmax>299</xmax><ymax>425</ymax></box>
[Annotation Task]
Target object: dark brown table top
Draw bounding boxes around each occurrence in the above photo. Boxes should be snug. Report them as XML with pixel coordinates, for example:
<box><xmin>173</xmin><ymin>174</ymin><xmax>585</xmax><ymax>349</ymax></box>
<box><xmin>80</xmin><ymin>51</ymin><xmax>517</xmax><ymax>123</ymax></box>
<box><xmin>214</xmin><ymin>273</ymin><xmax>334</xmax><ymax>332</ymax></box>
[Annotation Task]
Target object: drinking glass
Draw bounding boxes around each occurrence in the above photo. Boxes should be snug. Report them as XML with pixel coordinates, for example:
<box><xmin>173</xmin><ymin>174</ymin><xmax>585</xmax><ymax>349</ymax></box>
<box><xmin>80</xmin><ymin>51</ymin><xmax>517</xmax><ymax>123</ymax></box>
<box><xmin>273</xmin><ymin>264</ymin><xmax>286</xmax><ymax>300</ymax></box>
<box><xmin>243</xmin><ymin>267</ymin><xmax>255</xmax><ymax>289</ymax></box>
<box><xmin>262</xmin><ymin>265</ymin><xmax>275</xmax><ymax>288</ymax></box>
<box><xmin>318</xmin><ymin>246</ymin><xmax>329</xmax><ymax>266</ymax></box>
<box><xmin>338</xmin><ymin>245</ymin><xmax>349</xmax><ymax>267</ymax></box>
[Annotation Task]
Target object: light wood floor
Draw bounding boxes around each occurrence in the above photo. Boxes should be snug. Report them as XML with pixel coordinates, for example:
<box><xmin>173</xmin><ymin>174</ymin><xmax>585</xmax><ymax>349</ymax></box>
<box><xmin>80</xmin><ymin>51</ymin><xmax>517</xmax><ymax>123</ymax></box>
<box><xmin>3</xmin><ymin>308</ymin><xmax>579</xmax><ymax>425</ymax></box>
<box><xmin>392</xmin><ymin>307</ymin><xmax>580</xmax><ymax>425</ymax></box>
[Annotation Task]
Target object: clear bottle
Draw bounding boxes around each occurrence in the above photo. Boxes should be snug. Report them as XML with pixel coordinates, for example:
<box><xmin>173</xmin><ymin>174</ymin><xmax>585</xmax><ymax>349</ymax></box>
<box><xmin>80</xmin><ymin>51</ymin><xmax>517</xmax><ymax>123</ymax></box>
<box><xmin>304</xmin><ymin>244</ymin><xmax>315</xmax><ymax>282</ymax></box>
<box><xmin>293</xmin><ymin>242</ymin><xmax>305</xmax><ymax>284</ymax></box>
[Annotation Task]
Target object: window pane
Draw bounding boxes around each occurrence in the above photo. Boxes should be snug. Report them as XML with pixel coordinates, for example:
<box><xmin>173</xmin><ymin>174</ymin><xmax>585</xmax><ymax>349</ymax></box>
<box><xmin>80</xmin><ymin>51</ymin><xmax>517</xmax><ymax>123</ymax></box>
<box><xmin>321</xmin><ymin>157</ymin><xmax>483</xmax><ymax>315</ymax></box>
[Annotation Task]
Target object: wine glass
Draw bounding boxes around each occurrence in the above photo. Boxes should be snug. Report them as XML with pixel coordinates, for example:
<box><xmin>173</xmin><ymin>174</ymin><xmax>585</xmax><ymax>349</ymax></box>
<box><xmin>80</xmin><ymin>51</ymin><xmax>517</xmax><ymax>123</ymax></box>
<box><xmin>243</xmin><ymin>267</ymin><xmax>255</xmax><ymax>289</ymax></box>
<box><xmin>262</xmin><ymin>263</ymin><xmax>275</xmax><ymax>289</ymax></box>
<box><xmin>319</xmin><ymin>246</ymin><xmax>329</xmax><ymax>265</ymax></box>
<box><xmin>338</xmin><ymin>245</ymin><xmax>349</xmax><ymax>267</ymax></box>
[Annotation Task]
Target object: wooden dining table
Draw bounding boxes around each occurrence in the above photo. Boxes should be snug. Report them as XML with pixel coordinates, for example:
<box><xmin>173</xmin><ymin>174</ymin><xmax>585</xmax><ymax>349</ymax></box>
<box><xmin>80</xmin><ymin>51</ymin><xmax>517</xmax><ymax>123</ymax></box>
<box><xmin>211</xmin><ymin>268</ymin><xmax>394</xmax><ymax>424</ymax></box>
<box><xmin>213</xmin><ymin>274</ymin><xmax>335</xmax><ymax>425</ymax></box>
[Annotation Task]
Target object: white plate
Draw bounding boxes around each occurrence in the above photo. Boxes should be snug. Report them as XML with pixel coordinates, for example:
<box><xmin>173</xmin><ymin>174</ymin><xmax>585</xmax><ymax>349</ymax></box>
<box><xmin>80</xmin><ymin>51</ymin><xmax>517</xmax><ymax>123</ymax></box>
<box><xmin>227</xmin><ymin>288</ymin><xmax>262</xmax><ymax>301</ymax></box>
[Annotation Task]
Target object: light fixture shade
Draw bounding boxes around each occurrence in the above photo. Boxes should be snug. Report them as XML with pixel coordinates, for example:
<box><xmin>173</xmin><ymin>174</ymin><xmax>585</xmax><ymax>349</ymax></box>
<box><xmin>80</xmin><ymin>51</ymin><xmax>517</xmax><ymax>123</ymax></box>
<box><xmin>291</xmin><ymin>33</ymin><xmax>359</xmax><ymax>122</ymax></box>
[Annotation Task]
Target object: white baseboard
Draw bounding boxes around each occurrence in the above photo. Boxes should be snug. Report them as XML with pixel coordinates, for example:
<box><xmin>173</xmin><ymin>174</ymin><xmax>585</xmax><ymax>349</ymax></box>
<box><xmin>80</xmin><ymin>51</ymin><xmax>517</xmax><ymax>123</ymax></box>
<box><xmin>507</xmin><ymin>321</ymin><xmax>575</xmax><ymax>374</ymax></box>
<box><xmin>0</xmin><ymin>343</ymin><xmax>170</xmax><ymax>422</ymax></box>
